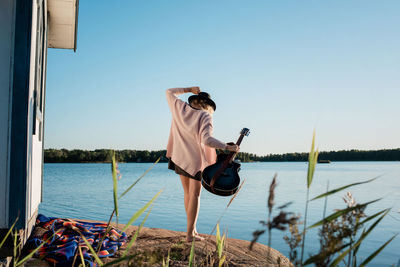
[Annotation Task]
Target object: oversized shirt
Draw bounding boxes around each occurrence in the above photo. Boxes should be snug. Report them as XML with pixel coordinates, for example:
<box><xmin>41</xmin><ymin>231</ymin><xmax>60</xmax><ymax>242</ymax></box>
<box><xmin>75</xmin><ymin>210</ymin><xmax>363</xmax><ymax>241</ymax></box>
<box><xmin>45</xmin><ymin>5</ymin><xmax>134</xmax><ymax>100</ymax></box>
<box><xmin>166</xmin><ymin>88</ymin><xmax>227</xmax><ymax>177</ymax></box>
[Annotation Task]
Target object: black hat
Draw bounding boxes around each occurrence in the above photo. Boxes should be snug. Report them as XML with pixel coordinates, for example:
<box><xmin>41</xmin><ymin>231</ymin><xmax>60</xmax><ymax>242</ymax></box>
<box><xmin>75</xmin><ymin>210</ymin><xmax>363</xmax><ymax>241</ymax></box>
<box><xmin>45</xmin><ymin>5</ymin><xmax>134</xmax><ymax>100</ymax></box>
<box><xmin>188</xmin><ymin>92</ymin><xmax>216</xmax><ymax>111</ymax></box>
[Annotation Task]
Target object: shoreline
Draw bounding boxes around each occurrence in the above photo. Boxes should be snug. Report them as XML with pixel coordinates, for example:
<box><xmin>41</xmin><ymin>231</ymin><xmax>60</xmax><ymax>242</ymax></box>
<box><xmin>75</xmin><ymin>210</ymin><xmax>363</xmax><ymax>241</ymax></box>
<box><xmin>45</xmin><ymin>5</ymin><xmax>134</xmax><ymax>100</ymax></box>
<box><xmin>44</xmin><ymin>148</ymin><xmax>400</xmax><ymax>163</ymax></box>
<box><xmin>43</xmin><ymin>160</ymin><xmax>400</xmax><ymax>163</ymax></box>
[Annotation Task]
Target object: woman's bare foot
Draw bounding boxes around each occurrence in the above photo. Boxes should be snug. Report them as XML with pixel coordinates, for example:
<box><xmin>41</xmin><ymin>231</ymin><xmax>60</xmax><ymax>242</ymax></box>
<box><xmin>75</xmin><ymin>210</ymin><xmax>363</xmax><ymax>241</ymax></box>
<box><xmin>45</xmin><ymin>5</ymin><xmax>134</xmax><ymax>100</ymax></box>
<box><xmin>192</xmin><ymin>228</ymin><xmax>201</xmax><ymax>237</ymax></box>
<box><xmin>186</xmin><ymin>234</ymin><xmax>205</xmax><ymax>242</ymax></box>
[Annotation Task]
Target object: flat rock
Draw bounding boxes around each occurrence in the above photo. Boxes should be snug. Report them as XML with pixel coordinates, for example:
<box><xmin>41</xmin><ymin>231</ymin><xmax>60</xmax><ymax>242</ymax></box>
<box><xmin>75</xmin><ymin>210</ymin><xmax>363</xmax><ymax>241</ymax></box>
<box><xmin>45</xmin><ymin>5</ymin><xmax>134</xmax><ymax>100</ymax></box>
<box><xmin>108</xmin><ymin>225</ymin><xmax>293</xmax><ymax>267</ymax></box>
<box><xmin>26</xmin><ymin>220</ymin><xmax>293</xmax><ymax>267</ymax></box>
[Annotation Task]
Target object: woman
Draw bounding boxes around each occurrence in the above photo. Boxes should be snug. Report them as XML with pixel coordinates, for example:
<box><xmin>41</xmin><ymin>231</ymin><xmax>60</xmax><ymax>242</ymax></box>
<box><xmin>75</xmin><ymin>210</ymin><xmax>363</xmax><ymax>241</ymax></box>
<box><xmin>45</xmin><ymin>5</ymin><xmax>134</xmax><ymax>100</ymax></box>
<box><xmin>166</xmin><ymin>86</ymin><xmax>239</xmax><ymax>242</ymax></box>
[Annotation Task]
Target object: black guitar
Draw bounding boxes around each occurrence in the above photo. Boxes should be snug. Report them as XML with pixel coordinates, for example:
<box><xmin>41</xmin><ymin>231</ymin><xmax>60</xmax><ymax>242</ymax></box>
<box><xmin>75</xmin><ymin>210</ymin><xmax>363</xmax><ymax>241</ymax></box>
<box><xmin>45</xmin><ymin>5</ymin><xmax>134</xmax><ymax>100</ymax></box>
<box><xmin>202</xmin><ymin>128</ymin><xmax>250</xmax><ymax>196</ymax></box>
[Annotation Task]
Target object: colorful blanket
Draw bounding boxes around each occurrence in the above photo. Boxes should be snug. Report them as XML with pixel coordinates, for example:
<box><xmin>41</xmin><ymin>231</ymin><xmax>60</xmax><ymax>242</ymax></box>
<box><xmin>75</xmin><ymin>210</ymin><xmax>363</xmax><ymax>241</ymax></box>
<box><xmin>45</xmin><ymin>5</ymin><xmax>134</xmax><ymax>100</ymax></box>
<box><xmin>26</xmin><ymin>214</ymin><xmax>127</xmax><ymax>267</ymax></box>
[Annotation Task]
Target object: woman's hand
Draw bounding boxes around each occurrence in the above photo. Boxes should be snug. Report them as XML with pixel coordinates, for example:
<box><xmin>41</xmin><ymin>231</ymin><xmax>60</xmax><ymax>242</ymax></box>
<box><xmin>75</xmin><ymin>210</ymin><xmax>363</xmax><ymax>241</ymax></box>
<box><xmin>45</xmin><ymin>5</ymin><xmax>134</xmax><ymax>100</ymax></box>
<box><xmin>226</xmin><ymin>144</ymin><xmax>240</xmax><ymax>153</ymax></box>
<box><xmin>187</xmin><ymin>86</ymin><xmax>200</xmax><ymax>94</ymax></box>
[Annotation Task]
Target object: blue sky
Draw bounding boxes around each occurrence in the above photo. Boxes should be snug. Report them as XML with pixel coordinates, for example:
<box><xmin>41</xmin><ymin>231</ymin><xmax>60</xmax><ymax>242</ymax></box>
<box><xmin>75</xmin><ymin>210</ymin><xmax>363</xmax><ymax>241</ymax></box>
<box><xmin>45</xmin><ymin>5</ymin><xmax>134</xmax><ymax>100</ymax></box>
<box><xmin>45</xmin><ymin>0</ymin><xmax>400</xmax><ymax>155</ymax></box>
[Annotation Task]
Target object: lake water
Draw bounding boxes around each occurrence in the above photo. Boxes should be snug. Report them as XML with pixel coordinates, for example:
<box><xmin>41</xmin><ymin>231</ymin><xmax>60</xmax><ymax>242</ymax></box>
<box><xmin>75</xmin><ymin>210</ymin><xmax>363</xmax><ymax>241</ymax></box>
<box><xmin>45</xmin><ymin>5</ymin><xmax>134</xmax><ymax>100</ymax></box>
<box><xmin>40</xmin><ymin>162</ymin><xmax>400</xmax><ymax>266</ymax></box>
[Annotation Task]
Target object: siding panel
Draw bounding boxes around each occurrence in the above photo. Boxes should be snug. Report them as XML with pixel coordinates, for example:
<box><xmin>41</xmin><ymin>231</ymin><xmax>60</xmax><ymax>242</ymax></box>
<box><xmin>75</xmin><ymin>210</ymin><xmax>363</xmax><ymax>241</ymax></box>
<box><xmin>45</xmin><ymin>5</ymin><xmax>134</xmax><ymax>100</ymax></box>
<box><xmin>0</xmin><ymin>0</ymin><xmax>15</xmax><ymax>229</ymax></box>
<box><xmin>9</xmin><ymin>0</ymin><xmax>33</xmax><ymax>229</ymax></box>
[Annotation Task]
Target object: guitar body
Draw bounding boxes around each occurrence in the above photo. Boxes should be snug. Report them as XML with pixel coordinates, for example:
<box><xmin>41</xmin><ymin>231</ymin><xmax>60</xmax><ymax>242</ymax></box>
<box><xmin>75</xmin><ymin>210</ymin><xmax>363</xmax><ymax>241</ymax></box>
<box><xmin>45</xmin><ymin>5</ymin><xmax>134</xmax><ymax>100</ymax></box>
<box><xmin>201</xmin><ymin>128</ymin><xmax>250</xmax><ymax>197</ymax></box>
<box><xmin>202</xmin><ymin>153</ymin><xmax>241</xmax><ymax>196</ymax></box>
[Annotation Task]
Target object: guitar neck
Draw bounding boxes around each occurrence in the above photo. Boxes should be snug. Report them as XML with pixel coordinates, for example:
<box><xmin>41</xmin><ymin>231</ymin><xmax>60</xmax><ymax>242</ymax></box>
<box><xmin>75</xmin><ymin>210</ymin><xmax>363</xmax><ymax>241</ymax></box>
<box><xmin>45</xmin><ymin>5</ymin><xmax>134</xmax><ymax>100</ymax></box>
<box><xmin>223</xmin><ymin>134</ymin><xmax>244</xmax><ymax>166</ymax></box>
<box><xmin>236</xmin><ymin>134</ymin><xmax>245</xmax><ymax>146</ymax></box>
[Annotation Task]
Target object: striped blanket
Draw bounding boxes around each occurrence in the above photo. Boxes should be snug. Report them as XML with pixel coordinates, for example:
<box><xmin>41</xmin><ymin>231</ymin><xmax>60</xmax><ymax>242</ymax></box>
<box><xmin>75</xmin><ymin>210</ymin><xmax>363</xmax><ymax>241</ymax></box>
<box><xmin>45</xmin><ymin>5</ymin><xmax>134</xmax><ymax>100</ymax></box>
<box><xmin>26</xmin><ymin>214</ymin><xmax>127</xmax><ymax>267</ymax></box>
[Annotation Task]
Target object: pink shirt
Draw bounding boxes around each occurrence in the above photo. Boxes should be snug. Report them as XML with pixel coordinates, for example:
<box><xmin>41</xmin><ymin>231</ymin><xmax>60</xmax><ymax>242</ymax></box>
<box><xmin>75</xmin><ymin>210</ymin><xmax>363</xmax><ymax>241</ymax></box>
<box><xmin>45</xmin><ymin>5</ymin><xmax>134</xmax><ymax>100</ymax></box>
<box><xmin>166</xmin><ymin>88</ymin><xmax>227</xmax><ymax>177</ymax></box>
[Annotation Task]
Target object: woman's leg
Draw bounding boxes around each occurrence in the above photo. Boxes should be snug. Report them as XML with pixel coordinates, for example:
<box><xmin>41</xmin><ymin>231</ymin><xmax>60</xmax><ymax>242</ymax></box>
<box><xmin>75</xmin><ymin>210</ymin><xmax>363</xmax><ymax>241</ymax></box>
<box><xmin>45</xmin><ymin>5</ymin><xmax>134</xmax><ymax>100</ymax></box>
<box><xmin>180</xmin><ymin>175</ymin><xmax>190</xmax><ymax>214</ymax></box>
<box><xmin>186</xmin><ymin>178</ymin><xmax>203</xmax><ymax>241</ymax></box>
<box><xmin>180</xmin><ymin>175</ymin><xmax>203</xmax><ymax>241</ymax></box>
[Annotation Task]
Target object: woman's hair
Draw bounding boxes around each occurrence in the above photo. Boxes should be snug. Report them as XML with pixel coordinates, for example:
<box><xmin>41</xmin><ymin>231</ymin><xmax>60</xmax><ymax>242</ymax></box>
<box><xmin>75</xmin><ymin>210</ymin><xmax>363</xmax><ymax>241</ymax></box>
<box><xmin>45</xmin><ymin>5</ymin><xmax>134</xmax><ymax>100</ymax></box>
<box><xmin>190</xmin><ymin>98</ymin><xmax>214</xmax><ymax>114</ymax></box>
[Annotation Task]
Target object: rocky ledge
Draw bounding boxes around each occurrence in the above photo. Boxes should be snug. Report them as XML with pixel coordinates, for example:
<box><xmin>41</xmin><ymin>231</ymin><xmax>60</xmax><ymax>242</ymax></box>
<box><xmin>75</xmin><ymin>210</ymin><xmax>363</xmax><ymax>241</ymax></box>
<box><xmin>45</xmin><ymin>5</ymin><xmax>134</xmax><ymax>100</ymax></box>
<box><xmin>27</xmin><ymin>221</ymin><xmax>292</xmax><ymax>267</ymax></box>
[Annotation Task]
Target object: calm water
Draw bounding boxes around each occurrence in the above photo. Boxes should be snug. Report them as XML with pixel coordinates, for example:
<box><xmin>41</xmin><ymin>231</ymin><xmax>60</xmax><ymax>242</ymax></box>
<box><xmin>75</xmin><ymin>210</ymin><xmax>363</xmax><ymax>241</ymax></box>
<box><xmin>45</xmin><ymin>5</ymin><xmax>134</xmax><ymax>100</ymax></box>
<box><xmin>40</xmin><ymin>162</ymin><xmax>400</xmax><ymax>266</ymax></box>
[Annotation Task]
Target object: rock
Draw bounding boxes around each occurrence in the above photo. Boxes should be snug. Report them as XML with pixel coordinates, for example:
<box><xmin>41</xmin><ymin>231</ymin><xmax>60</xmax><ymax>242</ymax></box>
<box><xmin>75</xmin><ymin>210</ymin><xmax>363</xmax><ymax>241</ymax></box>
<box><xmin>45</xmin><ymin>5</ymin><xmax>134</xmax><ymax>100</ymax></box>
<box><xmin>102</xmin><ymin>224</ymin><xmax>293</xmax><ymax>267</ymax></box>
<box><xmin>25</xmin><ymin>220</ymin><xmax>292</xmax><ymax>267</ymax></box>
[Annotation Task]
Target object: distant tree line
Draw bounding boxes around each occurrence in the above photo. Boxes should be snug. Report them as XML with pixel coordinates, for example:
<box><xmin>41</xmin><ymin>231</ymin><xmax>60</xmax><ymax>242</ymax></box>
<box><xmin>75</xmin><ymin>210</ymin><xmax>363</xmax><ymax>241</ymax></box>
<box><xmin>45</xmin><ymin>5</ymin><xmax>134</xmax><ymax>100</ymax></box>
<box><xmin>44</xmin><ymin>148</ymin><xmax>400</xmax><ymax>163</ymax></box>
<box><xmin>243</xmin><ymin>149</ymin><xmax>400</xmax><ymax>162</ymax></box>
<box><xmin>44</xmin><ymin>149</ymin><xmax>166</xmax><ymax>163</ymax></box>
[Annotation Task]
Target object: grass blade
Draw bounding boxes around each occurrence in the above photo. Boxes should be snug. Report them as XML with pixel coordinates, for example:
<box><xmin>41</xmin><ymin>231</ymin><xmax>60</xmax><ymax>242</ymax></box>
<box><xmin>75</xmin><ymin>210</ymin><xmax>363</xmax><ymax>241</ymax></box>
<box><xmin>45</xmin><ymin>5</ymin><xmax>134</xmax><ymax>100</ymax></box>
<box><xmin>13</xmin><ymin>228</ymin><xmax>17</xmax><ymax>267</ymax></box>
<box><xmin>78</xmin><ymin>245</ymin><xmax>86</xmax><ymax>267</ymax></box>
<box><xmin>209</xmin><ymin>179</ymin><xmax>245</xmax><ymax>237</ymax></box>
<box><xmin>227</xmin><ymin>178</ymin><xmax>245</xmax><ymax>208</ymax></box>
<box><xmin>311</xmin><ymin>149</ymin><xmax>319</xmax><ymax>184</ymax></box>
<box><xmin>308</xmin><ymin>198</ymin><xmax>381</xmax><ymax>229</ymax></box>
<box><xmin>78</xmin><ymin>232</ymin><xmax>103</xmax><ymax>266</ymax></box>
<box><xmin>328</xmin><ymin>243</ymin><xmax>353</xmax><ymax>266</ymax></box>
<box><xmin>220</xmin><ymin>235</ymin><xmax>225</xmax><ymax>258</ymax></box>
<box><xmin>119</xmin><ymin>157</ymin><xmax>161</xmax><ymax>199</ymax></box>
<box><xmin>301</xmin><ymin>130</ymin><xmax>318</xmax><ymax>266</ymax></box>
<box><xmin>16</xmin><ymin>230</ymin><xmax>61</xmax><ymax>266</ymax></box>
<box><xmin>189</xmin><ymin>239</ymin><xmax>195</xmax><ymax>267</ymax></box>
<box><xmin>322</xmin><ymin>180</ymin><xmax>329</xmax><ymax>219</ymax></box>
<box><xmin>122</xmin><ymin>204</ymin><xmax>153</xmax><ymax>257</ymax></box>
<box><xmin>303</xmin><ymin>253</ymin><xmax>323</xmax><ymax>266</ymax></box>
<box><xmin>216</xmin><ymin>224</ymin><xmax>223</xmax><ymax>258</ymax></box>
<box><xmin>111</xmin><ymin>151</ymin><xmax>119</xmax><ymax>217</ymax></box>
<box><xmin>0</xmin><ymin>217</ymin><xmax>18</xmax><ymax>249</ymax></box>
<box><xmin>310</xmin><ymin>176</ymin><xmax>379</xmax><ymax>201</ymax></box>
<box><xmin>122</xmin><ymin>189</ymin><xmax>163</xmax><ymax>232</ymax></box>
<box><xmin>163</xmin><ymin>248</ymin><xmax>170</xmax><ymax>267</ymax></box>
<box><xmin>219</xmin><ymin>255</ymin><xmax>226</xmax><ymax>267</ymax></box>
<box><xmin>352</xmin><ymin>210</ymin><xmax>391</xmax><ymax>260</ymax></box>
<box><xmin>352</xmin><ymin>228</ymin><xmax>366</xmax><ymax>259</ymax></box>
<box><xmin>216</xmin><ymin>224</ymin><xmax>221</xmax><ymax>246</ymax></box>
<box><xmin>303</xmin><ymin>243</ymin><xmax>351</xmax><ymax>265</ymax></box>
<box><xmin>357</xmin><ymin>208</ymin><xmax>389</xmax><ymax>227</ymax></box>
<box><xmin>96</xmin><ymin>209</ymin><xmax>116</xmax><ymax>253</ymax></box>
<box><xmin>328</xmin><ymin>210</ymin><xmax>389</xmax><ymax>267</ymax></box>
<box><xmin>307</xmin><ymin>132</ymin><xmax>315</xmax><ymax>188</ymax></box>
<box><xmin>358</xmin><ymin>235</ymin><xmax>397</xmax><ymax>267</ymax></box>
<box><xmin>307</xmin><ymin>130</ymin><xmax>318</xmax><ymax>188</ymax></box>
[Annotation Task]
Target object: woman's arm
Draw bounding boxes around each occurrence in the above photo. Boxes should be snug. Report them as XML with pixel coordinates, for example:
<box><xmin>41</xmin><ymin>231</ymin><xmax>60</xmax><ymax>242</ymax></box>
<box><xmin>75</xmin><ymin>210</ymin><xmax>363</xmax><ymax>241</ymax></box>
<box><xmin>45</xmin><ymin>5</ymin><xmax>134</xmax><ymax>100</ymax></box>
<box><xmin>166</xmin><ymin>87</ymin><xmax>200</xmax><ymax>103</ymax></box>
<box><xmin>203</xmin><ymin>135</ymin><xmax>227</xmax><ymax>150</ymax></box>
<box><xmin>204</xmin><ymin>136</ymin><xmax>239</xmax><ymax>152</ymax></box>
<box><xmin>200</xmin><ymin>115</ymin><xmax>239</xmax><ymax>152</ymax></box>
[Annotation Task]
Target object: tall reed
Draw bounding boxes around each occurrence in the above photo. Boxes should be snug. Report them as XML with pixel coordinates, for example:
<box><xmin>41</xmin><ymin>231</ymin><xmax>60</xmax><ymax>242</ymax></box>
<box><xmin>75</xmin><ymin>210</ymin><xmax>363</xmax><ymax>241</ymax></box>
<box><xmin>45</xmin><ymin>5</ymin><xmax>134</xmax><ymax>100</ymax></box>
<box><xmin>250</xmin><ymin>173</ymin><xmax>300</xmax><ymax>263</ymax></box>
<box><xmin>250</xmin><ymin>132</ymin><xmax>397</xmax><ymax>266</ymax></box>
<box><xmin>300</xmin><ymin>130</ymin><xmax>319</xmax><ymax>265</ymax></box>
<box><xmin>215</xmin><ymin>224</ymin><xmax>226</xmax><ymax>267</ymax></box>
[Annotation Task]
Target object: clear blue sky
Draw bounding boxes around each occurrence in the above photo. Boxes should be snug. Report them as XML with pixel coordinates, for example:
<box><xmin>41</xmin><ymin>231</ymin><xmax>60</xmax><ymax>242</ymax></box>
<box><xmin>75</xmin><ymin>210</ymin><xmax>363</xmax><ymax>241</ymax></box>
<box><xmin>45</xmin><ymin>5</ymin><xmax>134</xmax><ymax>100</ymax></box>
<box><xmin>45</xmin><ymin>0</ymin><xmax>400</xmax><ymax>155</ymax></box>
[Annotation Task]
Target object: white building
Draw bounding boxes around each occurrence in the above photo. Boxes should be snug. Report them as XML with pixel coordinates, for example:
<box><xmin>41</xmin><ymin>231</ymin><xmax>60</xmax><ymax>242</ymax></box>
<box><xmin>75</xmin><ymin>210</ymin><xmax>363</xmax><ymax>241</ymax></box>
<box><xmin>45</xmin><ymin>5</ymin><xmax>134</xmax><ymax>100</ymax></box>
<box><xmin>0</xmin><ymin>0</ymin><xmax>79</xmax><ymax>252</ymax></box>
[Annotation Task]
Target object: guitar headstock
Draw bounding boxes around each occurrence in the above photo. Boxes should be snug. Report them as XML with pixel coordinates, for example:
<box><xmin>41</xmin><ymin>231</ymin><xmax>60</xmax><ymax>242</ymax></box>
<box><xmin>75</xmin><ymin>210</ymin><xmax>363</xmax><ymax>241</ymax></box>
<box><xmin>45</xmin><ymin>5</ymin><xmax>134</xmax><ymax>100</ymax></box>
<box><xmin>240</xmin><ymin>128</ymin><xmax>250</xmax><ymax>136</ymax></box>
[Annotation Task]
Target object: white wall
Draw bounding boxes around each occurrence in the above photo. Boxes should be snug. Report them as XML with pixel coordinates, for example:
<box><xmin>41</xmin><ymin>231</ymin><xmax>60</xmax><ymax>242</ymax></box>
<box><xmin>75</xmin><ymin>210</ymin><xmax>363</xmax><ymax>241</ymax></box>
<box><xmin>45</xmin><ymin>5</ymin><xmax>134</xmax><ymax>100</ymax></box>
<box><xmin>28</xmin><ymin>0</ymin><xmax>44</xmax><ymax>222</ymax></box>
<box><xmin>0</xmin><ymin>0</ymin><xmax>15</xmax><ymax>229</ymax></box>
<box><xmin>0</xmin><ymin>0</ymin><xmax>46</xmax><ymax>229</ymax></box>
